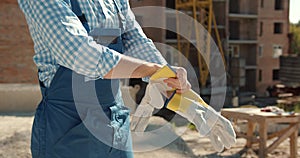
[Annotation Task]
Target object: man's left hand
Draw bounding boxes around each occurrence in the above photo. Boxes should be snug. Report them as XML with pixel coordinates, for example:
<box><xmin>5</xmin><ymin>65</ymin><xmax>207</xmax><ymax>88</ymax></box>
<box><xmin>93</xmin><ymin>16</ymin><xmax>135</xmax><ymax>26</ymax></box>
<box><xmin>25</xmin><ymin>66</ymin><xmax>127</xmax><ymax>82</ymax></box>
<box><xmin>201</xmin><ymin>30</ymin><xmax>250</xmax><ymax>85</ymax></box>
<box><xmin>163</xmin><ymin>67</ymin><xmax>191</xmax><ymax>93</ymax></box>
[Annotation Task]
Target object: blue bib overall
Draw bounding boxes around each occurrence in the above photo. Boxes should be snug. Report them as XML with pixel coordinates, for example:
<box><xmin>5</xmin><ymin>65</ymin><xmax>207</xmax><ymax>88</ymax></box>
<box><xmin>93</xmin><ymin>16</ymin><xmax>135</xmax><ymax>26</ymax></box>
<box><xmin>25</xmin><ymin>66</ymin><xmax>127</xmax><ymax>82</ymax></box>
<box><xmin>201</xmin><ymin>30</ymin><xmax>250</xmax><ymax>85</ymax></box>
<box><xmin>31</xmin><ymin>0</ymin><xmax>133</xmax><ymax>157</ymax></box>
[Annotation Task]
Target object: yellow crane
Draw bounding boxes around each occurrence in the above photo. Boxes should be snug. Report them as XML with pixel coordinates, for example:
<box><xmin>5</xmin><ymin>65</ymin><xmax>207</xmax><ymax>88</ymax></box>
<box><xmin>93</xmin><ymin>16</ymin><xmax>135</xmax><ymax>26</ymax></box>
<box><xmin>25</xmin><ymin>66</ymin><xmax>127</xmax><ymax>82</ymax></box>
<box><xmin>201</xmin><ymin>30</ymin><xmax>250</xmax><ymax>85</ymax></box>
<box><xmin>175</xmin><ymin>0</ymin><xmax>225</xmax><ymax>87</ymax></box>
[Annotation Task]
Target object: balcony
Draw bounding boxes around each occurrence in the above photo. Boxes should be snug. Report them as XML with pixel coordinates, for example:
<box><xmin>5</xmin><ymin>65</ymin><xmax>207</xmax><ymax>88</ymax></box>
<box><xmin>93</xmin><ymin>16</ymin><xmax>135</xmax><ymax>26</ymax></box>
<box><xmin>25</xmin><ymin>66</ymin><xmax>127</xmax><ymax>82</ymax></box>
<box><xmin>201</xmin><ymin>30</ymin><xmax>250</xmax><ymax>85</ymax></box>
<box><xmin>229</xmin><ymin>0</ymin><xmax>258</xmax><ymax>17</ymax></box>
<box><xmin>228</xmin><ymin>19</ymin><xmax>257</xmax><ymax>43</ymax></box>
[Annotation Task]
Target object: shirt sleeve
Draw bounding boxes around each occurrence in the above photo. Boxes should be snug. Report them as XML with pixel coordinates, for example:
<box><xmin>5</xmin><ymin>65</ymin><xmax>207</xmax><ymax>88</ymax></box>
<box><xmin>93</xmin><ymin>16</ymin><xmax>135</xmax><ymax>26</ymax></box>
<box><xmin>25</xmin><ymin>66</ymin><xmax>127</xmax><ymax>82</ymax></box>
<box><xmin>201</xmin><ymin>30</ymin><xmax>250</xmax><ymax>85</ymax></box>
<box><xmin>18</xmin><ymin>0</ymin><xmax>121</xmax><ymax>79</ymax></box>
<box><xmin>120</xmin><ymin>0</ymin><xmax>168</xmax><ymax>66</ymax></box>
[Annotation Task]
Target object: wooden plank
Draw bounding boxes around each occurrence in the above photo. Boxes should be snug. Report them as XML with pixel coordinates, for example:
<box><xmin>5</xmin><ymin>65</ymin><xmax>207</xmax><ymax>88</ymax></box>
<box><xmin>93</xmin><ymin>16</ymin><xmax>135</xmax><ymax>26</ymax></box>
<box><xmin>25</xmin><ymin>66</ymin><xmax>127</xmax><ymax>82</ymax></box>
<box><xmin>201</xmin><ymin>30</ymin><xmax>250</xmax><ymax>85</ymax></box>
<box><xmin>290</xmin><ymin>123</ymin><xmax>299</xmax><ymax>158</ymax></box>
<box><xmin>265</xmin><ymin>117</ymin><xmax>300</xmax><ymax>124</ymax></box>
<box><xmin>259</xmin><ymin>121</ymin><xmax>267</xmax><ymax>158</ymax></box>
<box><xmin>266</xmin><ymin>124</ymin><xmax>297</xmax><ymax>153</ymax></box>
<box><xmin>246</xmin><ymin>121</ymin><xmax>255</xmax><ymax>147</ymax></box>
<box><xmin>221</xmin><ymin>109</ymin><xmax>266</xmax><ymax>121</ymax></box>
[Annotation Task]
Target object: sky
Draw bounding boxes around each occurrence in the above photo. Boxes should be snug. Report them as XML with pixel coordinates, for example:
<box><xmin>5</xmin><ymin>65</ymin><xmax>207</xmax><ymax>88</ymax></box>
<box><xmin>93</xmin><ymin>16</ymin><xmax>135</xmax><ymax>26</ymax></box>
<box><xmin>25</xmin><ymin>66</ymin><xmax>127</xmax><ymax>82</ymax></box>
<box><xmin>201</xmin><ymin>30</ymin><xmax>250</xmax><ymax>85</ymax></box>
<box><xmin>290</xmin><ymin>0</ymin><xmax>300</xmax><ymax>23</ymax></box>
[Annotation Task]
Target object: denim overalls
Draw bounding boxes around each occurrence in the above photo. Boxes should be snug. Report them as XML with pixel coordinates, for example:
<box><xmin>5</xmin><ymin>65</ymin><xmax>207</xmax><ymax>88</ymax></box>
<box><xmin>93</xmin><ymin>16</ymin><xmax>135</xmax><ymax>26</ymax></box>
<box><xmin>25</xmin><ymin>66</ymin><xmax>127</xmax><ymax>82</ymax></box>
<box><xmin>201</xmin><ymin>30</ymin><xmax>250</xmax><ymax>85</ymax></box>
<box><xmin>31</xmin><ymin>0</ymin><xmax>133</xmax><ymax>157</ymax></box>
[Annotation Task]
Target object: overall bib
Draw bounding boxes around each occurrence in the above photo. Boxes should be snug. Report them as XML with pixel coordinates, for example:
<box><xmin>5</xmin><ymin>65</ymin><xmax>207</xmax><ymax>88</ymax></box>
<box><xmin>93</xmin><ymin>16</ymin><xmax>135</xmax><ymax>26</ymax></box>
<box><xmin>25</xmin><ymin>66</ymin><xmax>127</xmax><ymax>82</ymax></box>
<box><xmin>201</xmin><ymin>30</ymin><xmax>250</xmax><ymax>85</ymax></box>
<box><xmin>31</xmin><ymin>0</ymin><xmax>133</xmax><ymax>157</ymax></box>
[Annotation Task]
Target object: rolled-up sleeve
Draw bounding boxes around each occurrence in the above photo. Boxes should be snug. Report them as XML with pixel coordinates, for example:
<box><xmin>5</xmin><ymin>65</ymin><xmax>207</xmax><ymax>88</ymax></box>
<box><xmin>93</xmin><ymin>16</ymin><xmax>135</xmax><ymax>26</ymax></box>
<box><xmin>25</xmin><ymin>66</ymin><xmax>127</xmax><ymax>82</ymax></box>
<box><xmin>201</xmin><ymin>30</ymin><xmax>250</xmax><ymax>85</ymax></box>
<box><xmin>18</xmin><ymin>0</ymin><xmax>121</xmax><ymax>80</ymax></box>
<box><xmin>120</xmin><ymin>0</ymin><xmax>167</xmax><ymax>66</ymax></box>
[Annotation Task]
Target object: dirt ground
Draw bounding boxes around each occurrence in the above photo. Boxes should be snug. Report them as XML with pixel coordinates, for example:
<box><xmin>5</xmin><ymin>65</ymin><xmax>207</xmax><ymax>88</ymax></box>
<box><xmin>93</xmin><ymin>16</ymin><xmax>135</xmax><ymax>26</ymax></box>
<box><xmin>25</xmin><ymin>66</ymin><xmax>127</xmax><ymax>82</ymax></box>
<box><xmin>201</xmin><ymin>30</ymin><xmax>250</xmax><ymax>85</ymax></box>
<box><xmin>0</xmin><ymin>115</ymin><xmax>299</xmax><ymax>158</ymax></box>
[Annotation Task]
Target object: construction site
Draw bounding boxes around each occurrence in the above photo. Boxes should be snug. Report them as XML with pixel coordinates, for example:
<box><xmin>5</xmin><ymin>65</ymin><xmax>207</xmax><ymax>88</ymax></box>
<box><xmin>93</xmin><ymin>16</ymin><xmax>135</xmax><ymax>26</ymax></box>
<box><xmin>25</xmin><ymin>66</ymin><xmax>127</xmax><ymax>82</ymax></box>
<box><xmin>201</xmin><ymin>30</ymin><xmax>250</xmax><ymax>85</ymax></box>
<box><xmin>1</xmin><ymin>0</ymin><xmax>300</xmax><ymax>157</ymax></box>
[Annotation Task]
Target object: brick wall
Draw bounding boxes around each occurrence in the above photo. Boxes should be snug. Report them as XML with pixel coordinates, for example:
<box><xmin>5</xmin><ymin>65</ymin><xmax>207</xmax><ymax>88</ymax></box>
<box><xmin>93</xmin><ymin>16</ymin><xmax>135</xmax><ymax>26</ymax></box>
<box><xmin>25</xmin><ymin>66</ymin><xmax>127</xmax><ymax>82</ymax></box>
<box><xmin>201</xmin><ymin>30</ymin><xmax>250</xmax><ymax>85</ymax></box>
<box><xmin>256</xmin><ymin>0</ymin><xmax>290</xmax><ymax>94</ymax></box>
<box><xmin>0</xmin><ymin>0</ymin><xmax>37</xmax><ymax>84</ymax></box>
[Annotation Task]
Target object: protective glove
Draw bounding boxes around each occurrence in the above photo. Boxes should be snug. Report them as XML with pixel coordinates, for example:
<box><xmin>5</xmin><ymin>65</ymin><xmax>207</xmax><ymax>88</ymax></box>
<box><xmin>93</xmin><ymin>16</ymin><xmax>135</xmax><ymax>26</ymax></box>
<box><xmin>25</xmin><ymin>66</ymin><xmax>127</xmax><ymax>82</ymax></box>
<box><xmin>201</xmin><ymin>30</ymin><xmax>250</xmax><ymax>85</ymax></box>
<box><xmin>168</xmin><ymin>90</ymin><xmax>236</xmax><ymax>152</ymax></box>
<box><xmin>130</xmin><ymin>79</ymin><xmax>171</xmax><ymax>132</ymax></box>
<box><xmin>149</xmin><ymin>65</ymin><xmax>236</xmax><ymax>152</ymax></box>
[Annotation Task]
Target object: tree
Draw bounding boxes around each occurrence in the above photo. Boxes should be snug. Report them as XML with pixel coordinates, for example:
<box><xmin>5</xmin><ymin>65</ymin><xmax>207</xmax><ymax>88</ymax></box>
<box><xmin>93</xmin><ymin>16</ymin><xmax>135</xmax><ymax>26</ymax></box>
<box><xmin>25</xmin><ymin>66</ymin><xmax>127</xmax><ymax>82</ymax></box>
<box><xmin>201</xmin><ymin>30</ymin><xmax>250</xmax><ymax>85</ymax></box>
<box><xmin>290</xmin><ymin>21</ymin><xmax>300</xmax><ymax>55</ymax></box>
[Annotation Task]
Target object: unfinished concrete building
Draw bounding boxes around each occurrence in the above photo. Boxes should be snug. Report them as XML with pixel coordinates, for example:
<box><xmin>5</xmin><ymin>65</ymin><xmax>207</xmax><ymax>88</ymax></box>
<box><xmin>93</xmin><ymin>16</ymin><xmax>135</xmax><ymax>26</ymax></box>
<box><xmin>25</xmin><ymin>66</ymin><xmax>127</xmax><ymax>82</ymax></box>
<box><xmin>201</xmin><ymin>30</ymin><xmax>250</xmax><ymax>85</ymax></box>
<box><xmin>130</xmin><ymin>0</ymin><xmax>290</xmax><ymax>96</ymax></box>
<box><xmin>229</xmin><ymin>0</ymin><xmax>289</xmax><ymax>95</ymax></box>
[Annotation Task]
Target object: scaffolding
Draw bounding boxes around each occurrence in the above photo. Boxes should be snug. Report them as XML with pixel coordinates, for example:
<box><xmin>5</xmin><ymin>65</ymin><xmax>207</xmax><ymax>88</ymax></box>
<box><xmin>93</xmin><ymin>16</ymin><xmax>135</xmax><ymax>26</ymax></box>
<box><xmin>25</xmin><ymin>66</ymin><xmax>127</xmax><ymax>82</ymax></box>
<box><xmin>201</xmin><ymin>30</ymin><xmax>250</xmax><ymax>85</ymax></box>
<box><xmin>175</xmin><ymin>0</ymin><xmax>225</xmax><ymax>87</ymax></box>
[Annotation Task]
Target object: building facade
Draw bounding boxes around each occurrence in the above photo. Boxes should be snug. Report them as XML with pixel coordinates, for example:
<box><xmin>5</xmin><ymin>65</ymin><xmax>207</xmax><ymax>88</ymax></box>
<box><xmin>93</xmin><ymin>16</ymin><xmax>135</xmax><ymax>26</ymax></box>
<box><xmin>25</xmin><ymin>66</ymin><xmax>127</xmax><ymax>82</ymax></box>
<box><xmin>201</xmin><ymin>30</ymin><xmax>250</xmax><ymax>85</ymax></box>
<box><xmin>130</xmin><ymin>0</ymin><xmax>290</xmax><ymax>96</ymax></box>
<box><xmin>256</xmin><ymin>0</ymin><xmax>290</xmax><ymax>94</ymax></box>
<box><xmin>228</xmin><ymin>0</ymin><xmax>289</xmax><ymax>95</ymax></box>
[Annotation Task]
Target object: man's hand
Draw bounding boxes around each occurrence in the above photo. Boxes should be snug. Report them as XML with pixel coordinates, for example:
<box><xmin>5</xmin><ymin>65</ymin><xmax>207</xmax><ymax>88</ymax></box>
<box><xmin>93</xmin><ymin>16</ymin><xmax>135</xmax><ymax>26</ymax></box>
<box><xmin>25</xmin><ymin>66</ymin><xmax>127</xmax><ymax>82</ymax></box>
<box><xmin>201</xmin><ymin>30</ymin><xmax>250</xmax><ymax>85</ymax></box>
<box><xmin>163</xmin><ymin>66</ymin><xmax>191</xmax><ymax>93</ymax></box>
<box><xmin>131</xmin><ymin>65</ymin><xmax>192</xmax><ymax>132</ymax></box>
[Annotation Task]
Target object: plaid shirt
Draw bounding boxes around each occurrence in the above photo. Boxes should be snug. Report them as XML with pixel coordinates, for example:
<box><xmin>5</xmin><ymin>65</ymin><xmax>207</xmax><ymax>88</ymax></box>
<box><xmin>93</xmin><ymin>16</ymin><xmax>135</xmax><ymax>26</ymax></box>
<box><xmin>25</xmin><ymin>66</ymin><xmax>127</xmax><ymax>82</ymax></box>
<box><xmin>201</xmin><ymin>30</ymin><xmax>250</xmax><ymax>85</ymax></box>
<box><xmin>18</xmin><ymin>0</ymin><xmax>167</xmax><ymax>87</ymax></box>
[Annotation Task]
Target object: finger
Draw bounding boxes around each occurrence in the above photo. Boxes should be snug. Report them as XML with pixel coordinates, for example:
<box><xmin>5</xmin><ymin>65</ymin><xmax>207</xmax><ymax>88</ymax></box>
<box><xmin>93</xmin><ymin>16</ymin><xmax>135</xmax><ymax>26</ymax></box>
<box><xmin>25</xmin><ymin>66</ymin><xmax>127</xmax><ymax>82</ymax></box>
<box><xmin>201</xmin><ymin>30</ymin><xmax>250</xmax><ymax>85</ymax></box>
<box><xmin>220</xmin><ymin>117</ymin><xmax>237</xmax><ymax>145</ymax></box>
<box><xmin>209</xmin><ymin>133</ymin><xmax>224</xmax><ymax>152</ymax></box>
<box><xmin>164</xmin><ymin>78</ymin><xmax>189</xmax><ymax>92</ymax></box>
<box><xmin>221</xmin><ymin>125</ymin><xmax>237</xmax><ymax>146</ymax></box>
<box><xmin>164</xmin><ymin>78</ymin><xmax>180</xmax><ymax>88</ymax></box>
<box><xmin>176</xmin><ymin>68</ymin><xmax>189</xmax><ymax>86</ymax></box>
<box><xmin>223</xmin><ymin>132</ymin><xmax>237</xmax><ymax>148</ymax></box>
<box><xmin>176</xmin><ymin>82</ymin><xmax>191</xmax><ymax>93</ymax></box>
<box><xmin>214</xmin><ymin>126</ymin><xmax>233</xmax><ymax>149</ymax></box>
<box><xmin>224</xmin><ymin>118</ymin><xmax>237</xmax><ymax>139</ymax></box>
<box><xmin>175</xmin><ymin>67</ymin><xmax>187</xmax><ymax>81</ymax></box>
<box><xmin>176</xmin><ymin>88</ymin><xmax>188</xmax><ymax>94</ymax></box>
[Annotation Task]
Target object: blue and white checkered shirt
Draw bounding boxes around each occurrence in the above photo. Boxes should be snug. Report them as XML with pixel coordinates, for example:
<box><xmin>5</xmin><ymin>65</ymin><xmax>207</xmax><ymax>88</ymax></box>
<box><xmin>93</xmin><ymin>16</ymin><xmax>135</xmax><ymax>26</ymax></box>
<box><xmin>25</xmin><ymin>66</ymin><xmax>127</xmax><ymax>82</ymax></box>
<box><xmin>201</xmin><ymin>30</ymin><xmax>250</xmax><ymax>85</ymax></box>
<box><xmin>18</xmin><ymin>0</ymin><xmax>167</xmax><ymax>87</ymax></box>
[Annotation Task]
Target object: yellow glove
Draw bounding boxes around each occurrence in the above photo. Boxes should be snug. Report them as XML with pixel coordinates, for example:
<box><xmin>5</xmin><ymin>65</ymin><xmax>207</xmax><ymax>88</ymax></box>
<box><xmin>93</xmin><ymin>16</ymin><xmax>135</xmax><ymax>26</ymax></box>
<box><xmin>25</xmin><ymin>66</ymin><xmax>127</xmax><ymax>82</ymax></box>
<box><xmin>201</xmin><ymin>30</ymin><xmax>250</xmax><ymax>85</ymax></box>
<box><xmin>151</xmin><ymin>65</ymin><xmax>236</xmax><ymax>152</ymax></box>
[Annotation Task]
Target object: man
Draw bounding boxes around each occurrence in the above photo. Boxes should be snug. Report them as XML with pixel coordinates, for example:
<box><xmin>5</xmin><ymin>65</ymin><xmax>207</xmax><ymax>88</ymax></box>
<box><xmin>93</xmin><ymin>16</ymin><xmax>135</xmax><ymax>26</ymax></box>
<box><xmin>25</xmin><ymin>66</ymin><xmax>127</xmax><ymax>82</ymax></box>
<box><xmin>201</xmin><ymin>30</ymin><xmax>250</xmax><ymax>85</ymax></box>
<box><xmin>18</xmin><ymin>0</ymin><xmax>190</xmax><ymax>157</ymax></box>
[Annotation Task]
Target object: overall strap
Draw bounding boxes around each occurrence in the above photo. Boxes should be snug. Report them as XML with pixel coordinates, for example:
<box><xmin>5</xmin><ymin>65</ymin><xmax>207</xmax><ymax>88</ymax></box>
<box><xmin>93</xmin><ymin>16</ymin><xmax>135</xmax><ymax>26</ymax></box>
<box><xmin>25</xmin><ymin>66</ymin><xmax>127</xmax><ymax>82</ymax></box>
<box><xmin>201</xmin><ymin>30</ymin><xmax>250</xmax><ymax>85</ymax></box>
<box><xmin>70</xmin><ymin>0</ymin><xmax>90</xmax><ymax>33</ymax></box>
<box><xmin>112</xmin><ymin>0</ymin><xmax>126</xmax><ymax>32</ymax></box>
